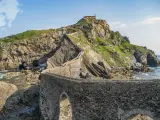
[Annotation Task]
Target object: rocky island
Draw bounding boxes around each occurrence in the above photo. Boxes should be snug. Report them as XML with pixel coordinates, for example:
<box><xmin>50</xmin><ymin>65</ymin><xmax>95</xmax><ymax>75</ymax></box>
<box><xmin>0</xmin><ymin>16</ymin><xmax>159</xmax><ymax>120</ymax></box>
<box><xmin>0</xmin><ymin>16</ymin><xmax>159</xmax><ymax>76</ymax></box>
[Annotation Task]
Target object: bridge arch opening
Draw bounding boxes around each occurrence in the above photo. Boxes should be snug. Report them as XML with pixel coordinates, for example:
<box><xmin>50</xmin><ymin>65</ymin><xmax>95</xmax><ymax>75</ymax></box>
<box><xmin>121</xmin><ymin>109</ymin><xmax>154</xmax><ymax>120</ymax></box>
<box><xmin>128</xmin><ymin>114</ymin><xmax>153</xmax><ymax>120</ymax></box>
<box><xmin>59</xmin><ymin>92</ymin><xmax>72</xmax><ymax>120</ymax></box>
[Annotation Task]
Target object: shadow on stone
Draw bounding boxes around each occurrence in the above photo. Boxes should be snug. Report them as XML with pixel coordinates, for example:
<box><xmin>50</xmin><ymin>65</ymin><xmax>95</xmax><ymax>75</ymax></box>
<box><xmin>0</xmin><ymin>85</ymin><xmax>40</xmax><ymax>120</ymax></box>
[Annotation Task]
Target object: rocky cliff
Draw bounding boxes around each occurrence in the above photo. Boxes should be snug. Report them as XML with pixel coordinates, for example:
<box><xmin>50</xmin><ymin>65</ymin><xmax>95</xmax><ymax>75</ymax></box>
<box><xmin>0</xmin><ymin>16</ymin><xmax>159</xmax><ymax>78</ymax></box>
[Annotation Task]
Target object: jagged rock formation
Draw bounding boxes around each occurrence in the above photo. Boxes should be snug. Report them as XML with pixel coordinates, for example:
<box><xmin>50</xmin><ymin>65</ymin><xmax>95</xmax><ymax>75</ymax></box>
<box><xmin>0</xmin><ymin>16</ymin><xmax>159</xmax><ymax>78</ymax></box>
<box><xmin>134</xmin><ymin>48</ymin><xmax>159</xmax><ymax>67</ymax></box>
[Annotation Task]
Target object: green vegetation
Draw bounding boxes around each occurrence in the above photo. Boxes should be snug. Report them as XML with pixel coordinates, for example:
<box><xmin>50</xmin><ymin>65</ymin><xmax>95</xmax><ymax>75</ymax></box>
<box><xmin>94</xmin><ymin>38</ymin><xmax>132</xmax><ymax>67</ymax></box>
<box><xmin>67</xmin><ymin>32</ymin><xmax>92</xmax><ymax>50</ymax></box>
<box><xmin>0</xmin><ymin>16</ymin><xmax>158</xmax><ymax>71</ymax></box>
<box><xmin>0</xmin><ymin>29</ymin><xmax>54</xmax><ymax>43</ymax></box>
<box><xmin>77</xmin><ymin>18</ymin><xmax>90</xmax><ymax>25</ymax></box>
<box><xmin>68</xmin><ymin>32</ymin><xmax>133</xmax><ymax>67</ymax></box>
<box><xmin>121</xmin><ymin>41</ymin><xmax>148</xmax><ymax>55</ymax></box>
<box><xmin>67</xmin><ymin>30</ymin><xmax>134</xmax><ymax>67</ymax></box>
<box><xmin>67</xmin><ymin>27</ymin><xmax>79</xmax><ymax>33</ymax></box>
<box><xmin>133</xmin><ymin>45</ymin><xmax>148</xmax><ymax>54</ymax></box>
<box><xmin>96</xmin><ymin>37</ymin><xmax>112</xmax><ymax>45</ymax></box>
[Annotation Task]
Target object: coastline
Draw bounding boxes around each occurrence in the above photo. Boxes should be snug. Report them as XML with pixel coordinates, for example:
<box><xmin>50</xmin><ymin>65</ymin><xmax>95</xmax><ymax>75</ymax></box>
<box><xmin>133</xmin><ymin>56</ymin><xmax>160</xmax><ymax>80</ymax></box>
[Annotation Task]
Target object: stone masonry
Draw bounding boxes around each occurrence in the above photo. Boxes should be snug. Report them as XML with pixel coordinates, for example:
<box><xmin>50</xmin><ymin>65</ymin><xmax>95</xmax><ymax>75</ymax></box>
<box><xmin>40</xmin><ymin>73</ymin><xmax>160</xmax><ymax>120</ymax></box>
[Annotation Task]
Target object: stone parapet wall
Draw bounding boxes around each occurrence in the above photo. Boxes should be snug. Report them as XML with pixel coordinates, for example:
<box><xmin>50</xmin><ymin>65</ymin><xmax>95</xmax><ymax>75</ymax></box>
<box><xmin>40</xmin><ymin>73</ymin><xmax>160</xmax><ymax>120</ymax></box>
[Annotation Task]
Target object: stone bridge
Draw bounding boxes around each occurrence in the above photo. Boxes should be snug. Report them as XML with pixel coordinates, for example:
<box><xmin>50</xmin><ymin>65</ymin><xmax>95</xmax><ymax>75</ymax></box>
<box><xmin>40</xmin><ymin>73</ymin><xmax>160</xmax><ymax>120</ymax></box>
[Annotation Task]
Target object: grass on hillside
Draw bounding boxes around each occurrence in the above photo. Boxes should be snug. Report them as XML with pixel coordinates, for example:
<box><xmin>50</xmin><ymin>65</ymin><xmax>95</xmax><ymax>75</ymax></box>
<box><xmin>77</xmin><ymin>19</ymin><xmax>90</xmax><ymax>25</ymax></box>
<box><xmin>68</xmin><ymin>32</ymin><xmax>133</xmax><ymax>67</ymax></box>
<box><xmin>94</xmin><ymin>41</ymin><xmax>132</xmax><ymax>67</ymax></box>
<box><xmin>0</xmin><ymin>29</ymin><xmax>54</xmax><ymax>43</ymax></box>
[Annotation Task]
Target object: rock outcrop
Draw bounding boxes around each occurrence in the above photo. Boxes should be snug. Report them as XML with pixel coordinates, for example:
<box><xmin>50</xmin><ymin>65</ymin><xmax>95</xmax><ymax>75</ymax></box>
<box><xmin>0</xmin><ymin>71</ymin><xmax>40</xmax><ymax>120</ymax></box>
<box><xmin>0</xmin><ymin>82</ymin><xmax>18</xmax><ymax>110</ymax></box>
<box><xmin>0</xmin><ymin>85</ymin><xmax>40</xmax><ymax>120</ymax></box>
<box><xmin>133</xmin><ymin>48</ymin><xmax>159</xmax><ymax>67</ymax></box>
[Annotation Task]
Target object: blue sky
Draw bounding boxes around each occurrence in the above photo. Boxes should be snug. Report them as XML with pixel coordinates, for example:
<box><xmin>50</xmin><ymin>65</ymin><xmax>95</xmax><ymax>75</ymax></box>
<box><xmin>0</xmin><ymin>0</ymin><xmax>160</xmax><ymax>54</ymax></box>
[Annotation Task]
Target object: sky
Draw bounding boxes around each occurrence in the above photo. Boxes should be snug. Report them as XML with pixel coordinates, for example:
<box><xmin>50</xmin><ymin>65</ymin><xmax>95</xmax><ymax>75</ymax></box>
<box><xmin>0</xmin><ymin>0</ymin><xmax>160</xmax><ymax>54</ymax></box>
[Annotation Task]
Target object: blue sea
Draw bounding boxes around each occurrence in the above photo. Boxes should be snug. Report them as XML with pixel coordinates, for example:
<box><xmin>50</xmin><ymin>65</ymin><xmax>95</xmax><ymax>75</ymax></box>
<box><xmin>133</xmin><ymin>56</ymin><xmax>160</xmax><ymax>80</ymax></box>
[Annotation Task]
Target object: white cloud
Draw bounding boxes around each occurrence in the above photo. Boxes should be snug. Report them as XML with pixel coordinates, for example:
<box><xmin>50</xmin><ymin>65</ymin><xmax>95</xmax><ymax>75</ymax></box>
<box><xmin>110</xmin><ymin>22</ymin><xmax>121</xmax><ymax>25</ymax></box>
<box><xmin>0</xmin><ymin>0</ymin><xmax>21</xmax><ymax>28</ymax></box>
<box><xmin>109</xmin><ymin>22</ymin><xmax>128</xmax><ymax>29</ymax></box>
<box><xmin>109</xmin><ymin>16</ymin><xmax>160</xmax><ymax>55</ymax></box>
<box><xmin>142</xmin><ymin>17</ymin><xmax>160</xmax><ymax>24</ymax></box>
<box><xmin>110</xmin><ymin>17</ymin><xmax>160</xmax><ymax>30</ymax></box>
<box><xmin>0</xmin><ymin>14</ymin><xmax>6</xmax><ymax>27</ymax></box>
<box><xmin>120</xmin><ymin>24</ymin><xmax>127</xmax><ymax>28</ymax></box>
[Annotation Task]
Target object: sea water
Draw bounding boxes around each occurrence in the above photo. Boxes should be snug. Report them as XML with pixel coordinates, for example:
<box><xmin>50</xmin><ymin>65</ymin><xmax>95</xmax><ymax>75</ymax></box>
<box><xmin>133</xmin><ymin>56</ymin><xmax>160</xmax><ymax>80</ymax></box>
<box><xmin>0</xmin><ymin>72</ymin><xmax>4</xmax><ymax>80</ymax></box>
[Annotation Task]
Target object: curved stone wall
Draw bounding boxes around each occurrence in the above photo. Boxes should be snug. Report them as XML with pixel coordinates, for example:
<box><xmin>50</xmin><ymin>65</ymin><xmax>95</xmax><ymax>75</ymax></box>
<box><xmin>40</xmin><ymin>73</ymin><xmax>160</xmax><ymax>120</ymax></box>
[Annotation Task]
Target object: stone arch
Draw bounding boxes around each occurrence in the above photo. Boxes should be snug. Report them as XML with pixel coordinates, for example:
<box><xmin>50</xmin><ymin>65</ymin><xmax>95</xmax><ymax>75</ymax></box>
<box><xmin>120</xmin><ymin>109</ymin><xmax>154</xmax><ymax>120</ymax></box>
<box><xmin>128</xmin><ymin>114</ymin><xmax>153</xmax><ymax>120</ymax></box>
<box><xmin>59</xmin><ymin>92</ymin><xmax>72</xmax><ymax>120</ymax></box>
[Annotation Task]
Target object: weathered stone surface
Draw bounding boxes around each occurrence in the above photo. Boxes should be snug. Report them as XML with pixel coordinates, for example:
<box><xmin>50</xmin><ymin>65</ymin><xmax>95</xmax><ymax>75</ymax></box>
<box><xmin>130</xmin><ymin>62</ymin><xmax>152</xmax><ymax>73</ymax></box>
<box><xmin>0</xmin><ymin>82</ymin><xmax>18</xmax><ymax>110</ymax></box>
<box><xmin>0</xmin><ymin>85</ymin><xmax>40</xmax><ymax>120</ymax></box>
<box><xmin>0</xmin><ymin>71</ymin><xmax>40</xmax><ymax>120</ymax></box>
<box><xmin>3</xmin><ymin>71</ymin><xmax>40</xmax><ymax>89</ymax></box>
<box><xmin>134</xmin><ymin>52</ymin><xmax>147</xmax><ymax>65</ymax></box>
<box><xmin>133</xmin><ymin>50</ymin><xmax>159</xmax><ymax>67</ymax></box>
<box><xmin>40</xmin><ymin>73</ymin><xmax>160</xmax><ymax>120</ymax></box>
<box><xmin>46</xmin><ymin>35</ymin><xmax>81</xmax><ymax>67</ymax></box>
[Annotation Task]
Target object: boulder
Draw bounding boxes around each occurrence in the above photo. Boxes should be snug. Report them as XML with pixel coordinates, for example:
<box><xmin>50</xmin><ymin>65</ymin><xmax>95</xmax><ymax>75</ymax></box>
<box><xmin>133</xmin><ymin>49</ymin><xmax>159</xmax><ymax>67</ymax></box>
<box><xmin>1</xmin><ymin>85</ymin><xmax>40</xmax><ymax>120</ymax></box>
<box><xmin>147</xmin><ymin>53</ymin><xmax>159</xmax><ymax>67</ymax></box>
<box><xmin>131</xmin><ymin>62</ymin><xmax>144</xmax><ymax>72</ymax></box>
<box><xmin>131</xmin><ymin>62</ymin><xmax>152</xmax><ymax>72</ymax></box>
<box><xmin>0</xmin><ymin>82</ymin><xmax>18</xmax><ymax>110</ymax></box>
<box><xmin>134</xmin><ymin>52</ymin><xmax>147</xmax><ymax>65</ymax></box>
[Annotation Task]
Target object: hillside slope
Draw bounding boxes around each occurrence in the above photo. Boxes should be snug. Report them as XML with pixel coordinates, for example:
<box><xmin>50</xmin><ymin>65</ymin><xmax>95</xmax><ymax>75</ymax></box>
<box><xmin>0</xmin><ymin>16</ymin><xmax>159</xmax><ymax>78</ymax></box>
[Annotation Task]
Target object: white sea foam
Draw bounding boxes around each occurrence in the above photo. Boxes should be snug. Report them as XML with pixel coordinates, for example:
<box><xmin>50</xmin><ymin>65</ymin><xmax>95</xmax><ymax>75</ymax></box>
<box><xmin>0</xmin><ymin>73</ymin><xmax>4</xmax><ymax>80</ymax></box>
<box><xmin>133</xmin><ymin>67</ymin><xmax>160</xmax><ymax>80</ymax></box>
